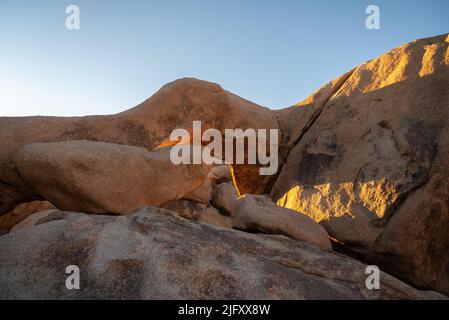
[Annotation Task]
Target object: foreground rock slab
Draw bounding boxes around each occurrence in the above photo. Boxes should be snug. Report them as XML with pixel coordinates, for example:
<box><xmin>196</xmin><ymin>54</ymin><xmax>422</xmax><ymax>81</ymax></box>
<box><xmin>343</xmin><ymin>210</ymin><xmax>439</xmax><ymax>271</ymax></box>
<box><xmin>0</xmin><ymin>207</ymin><xmax>445</xmax><ymax>300</ymax></box>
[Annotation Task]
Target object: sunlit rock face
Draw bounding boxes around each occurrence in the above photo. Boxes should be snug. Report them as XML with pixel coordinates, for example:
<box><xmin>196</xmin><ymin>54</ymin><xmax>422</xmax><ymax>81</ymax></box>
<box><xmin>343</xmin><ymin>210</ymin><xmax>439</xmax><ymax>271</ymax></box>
<box><xmin>271</xmin><ymin>33</ymin><xmax>449</xmax><ymax>294</ymax></box>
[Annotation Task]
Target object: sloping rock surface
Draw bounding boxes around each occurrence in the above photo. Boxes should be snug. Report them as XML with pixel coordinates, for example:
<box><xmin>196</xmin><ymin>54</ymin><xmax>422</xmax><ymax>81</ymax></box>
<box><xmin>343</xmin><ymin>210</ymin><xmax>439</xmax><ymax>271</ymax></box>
<box><xmin>0</xmin><ymin>207</ymin><xmax>444</xmax><ymax>300</ymax></box>
<box><xmin>271</xmin><ymin>34</ymin><xmax>449</xmax><ymax>294</ymax></box>
<box><xmin>13</xmin><ymin>141</ymin><xmax>212</xmax><ymax>214</ymax></box>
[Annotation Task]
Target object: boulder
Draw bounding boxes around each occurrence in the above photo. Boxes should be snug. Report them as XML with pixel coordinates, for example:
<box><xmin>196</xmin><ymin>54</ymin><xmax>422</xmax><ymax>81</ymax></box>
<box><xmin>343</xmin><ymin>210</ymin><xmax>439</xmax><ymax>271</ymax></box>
<box><xmin>0</xmin><ymin>207</ymin><xmax>444</xmax><ymax>300</ymax></box>
<box><xmin>0</xmin><ymin>200</ymin><xmax>56</xmax><ymax>235</ymax></box>
<box><xmin>231</xmin><ymin>195</ymin><xmax>332</xmax><ymax>251</ymax></box>
<box><xmin>11</xmin><ymin>210</ymin><xmax>74</xmax><ymax>232</ymax></box>
<box><xmin>271</xmin><ymin>34</ymin><xmax>449</xmax><ymax>293</ymax></box>
<box><xmin>13</xmin><ymin>140</ymin><xmax>212</xmax><ymax>215</ymax></box>
<box><xmin>0</xmin><ymin>78</ymin><xmax>278</xmax><ymax>215</ymax></box>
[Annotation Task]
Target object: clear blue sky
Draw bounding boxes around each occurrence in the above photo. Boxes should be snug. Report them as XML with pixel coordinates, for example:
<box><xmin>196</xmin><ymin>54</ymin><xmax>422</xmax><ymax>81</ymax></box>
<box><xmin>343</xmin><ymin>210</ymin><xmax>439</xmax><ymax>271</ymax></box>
<box><xmin>1</xmin><ymin>0</ymin><xmax>448</xmax><ymax>116</ymax></box>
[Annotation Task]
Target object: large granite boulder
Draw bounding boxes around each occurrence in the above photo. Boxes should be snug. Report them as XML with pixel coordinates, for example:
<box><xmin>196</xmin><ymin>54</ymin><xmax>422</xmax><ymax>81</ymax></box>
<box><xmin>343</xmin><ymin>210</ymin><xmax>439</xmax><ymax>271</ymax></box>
<box><xmin>0</xmin><ymin>78</ymin><xmax>279</xmax><ymax>214</ymax></box>
<box><xmin>271</xmin><ymin>34</ymin><xmax>449</xmax><ymax>294</ymax></box>
<box><xmin>231</xmin><ymin>194</ymin><xmax>332</xmax><ymax>251</ymax></box>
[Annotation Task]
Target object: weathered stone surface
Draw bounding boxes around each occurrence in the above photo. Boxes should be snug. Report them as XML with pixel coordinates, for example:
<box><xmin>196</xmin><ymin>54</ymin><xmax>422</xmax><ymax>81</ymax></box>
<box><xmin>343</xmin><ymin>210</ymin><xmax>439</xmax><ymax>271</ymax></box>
<box><xmin>162</xmin><ymin>199</ymin><xmax>231</xmax><ymax>228</ymax></box>
<box><xmin>231</xmin><ymin>195</ymin><xmax>332</xmax><ymax>251</ymax></box>
<box><xmin>231</xmin><ymin>164</ymin><xmax>277</xmax><ymax>195</ymax></box>
<box><xmin>0</xmin><ymin>78</ymin><xmax>278</xmax><ymax>215</ymax></box>
<box><xmin>10</xmin><ymin>210</ymin><xmax>79</xmax><ymax>233</ymax></box>
<box><xmin>0</xmin><ymin>207</ymin><xmax>444</xmax><ymax>300</ymax></box>
<box><xmin>13</xmin><ymin>140</ymin><xmax>212</xmax><ymax>215</ymax></box>
<box><xmin>0</xmin><ymin>201</ymin><xmax>56</xmax><ymax>235</ymax></box>
<box><xmin>271</xmin><ymin>34</ymin><xmax>449</xmax><ymax>294</ymax></box>
<box><xmin>212</xmin><ymin>182</ymin><xmax>239</xmax><ymax>215</ymax></box>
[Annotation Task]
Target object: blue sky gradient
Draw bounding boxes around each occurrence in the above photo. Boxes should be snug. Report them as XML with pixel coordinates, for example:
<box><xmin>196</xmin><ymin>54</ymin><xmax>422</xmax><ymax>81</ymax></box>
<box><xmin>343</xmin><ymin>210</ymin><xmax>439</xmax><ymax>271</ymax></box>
<box><xmin>1</xmin><ymin>0</ymin><xmax>448</xmax><ymax>116</ymax></box>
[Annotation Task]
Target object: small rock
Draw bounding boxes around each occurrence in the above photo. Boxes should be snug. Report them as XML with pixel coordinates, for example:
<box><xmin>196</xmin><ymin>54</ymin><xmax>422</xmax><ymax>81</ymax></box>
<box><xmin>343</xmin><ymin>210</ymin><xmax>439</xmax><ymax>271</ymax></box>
<box><xmin>231</xmin><ymin>194</ymin><xmax>332</xmax><ymax>251</ymax></box>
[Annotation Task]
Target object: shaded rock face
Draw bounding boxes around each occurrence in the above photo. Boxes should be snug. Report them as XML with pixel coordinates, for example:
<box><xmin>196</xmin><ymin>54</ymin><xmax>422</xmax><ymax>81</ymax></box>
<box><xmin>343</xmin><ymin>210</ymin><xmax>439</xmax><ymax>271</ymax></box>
<box><xmin>0</xmin><ymin>207</ymin><xmax>444</xmax><ymax>300</ymax></box>
<box><xmin>0</xmin><ymin>78</ymin><xmax>279</xmax><ymax>214</ymax></box>
<box><xmin>11</xmin><ymin>209</ymin><xmax>61</xmax><ymax>232</ymax></box>
<box><xmin>271</xmin><ymin>34</ymin><xmax>449</xmax><ymax>294</ymax></box>
<box><xmin>183</xmin><ymin>165</ymin><xmax>232</xmax><ymax>204</ymax></box>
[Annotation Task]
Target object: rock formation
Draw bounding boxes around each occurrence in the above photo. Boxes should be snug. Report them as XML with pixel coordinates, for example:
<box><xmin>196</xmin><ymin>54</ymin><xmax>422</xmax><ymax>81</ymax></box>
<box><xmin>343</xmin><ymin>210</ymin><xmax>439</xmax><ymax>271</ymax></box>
<box><xmin>0</xmin><ymin>208</ymin><xmax>444</xmax><ymax>300</ymax></box>
<box><xmin>272</xmin><ymin>33</ymin><xmax>449</xmax><ymax>294</ymax></box>
<box><xmin>0</xmin><ymin>78</ymin><xmax>278</xmax><ymax>214</ymax></box>
<box><xmin>1</xmin><ymin>33</ymin><xmax>449</xmax><ymax>299</ymax></box>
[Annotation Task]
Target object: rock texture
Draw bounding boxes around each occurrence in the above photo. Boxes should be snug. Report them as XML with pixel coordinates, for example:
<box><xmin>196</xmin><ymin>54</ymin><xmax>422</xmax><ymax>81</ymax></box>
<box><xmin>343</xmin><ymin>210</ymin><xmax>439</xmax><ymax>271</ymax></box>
<box><xmin>231</xmin><ymin>195</ymin><xmax>332</xmax><ymax>250</ymax></box>
<box><xmin>0</xmin><ymin>200</ymin><xmax>56</xmax><ymax>235</ymax></box>
<box><xmin>212</xmin><ymin>182</ymin><xmax>240</xmax><ymax>214</ymax></box>
<box><xmin>211</xmin><ymin>182</ymin><xmax>332</xmax><ymax>250</ymax></box>
<box><xmin>10</xmin><ymin>209</ymin><xmax>61</xmax><ymax>232</ymax></box>
<box><xmin>0</xmin><ymin>207</ymin><xmax>444</xmax><ymax>300</ymax></box>
<box><xmin>183</xmin><ymin>165</ymin><xmax>232</xmax><ymax>204</ymax></box>
<box><xmin>13</xmin><ymin>141</ymin><xmax>212</xmax><ymax>215</ymax></box>
<box><xmin>272</xmin><ymin>34</ymin><xmax>449</xmax><ymax>294</ymax></box>
<box><xmin>162</xmin><ymin>199</ymin><xmax>232</xmax><ymax>228</ymax></box>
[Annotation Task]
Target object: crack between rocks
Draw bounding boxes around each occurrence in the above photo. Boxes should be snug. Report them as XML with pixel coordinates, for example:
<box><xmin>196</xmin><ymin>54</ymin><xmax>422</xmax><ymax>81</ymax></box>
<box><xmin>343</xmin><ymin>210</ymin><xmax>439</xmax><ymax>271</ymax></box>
<box><xmin>278</xmin><ymin>68</ymin><xmax>356</xmax><ymax>171</ymax></box>
<box><xmin>269</xmin><ymin>256</ymin><xmax>361</xmax><ymax>286</ymax></box>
